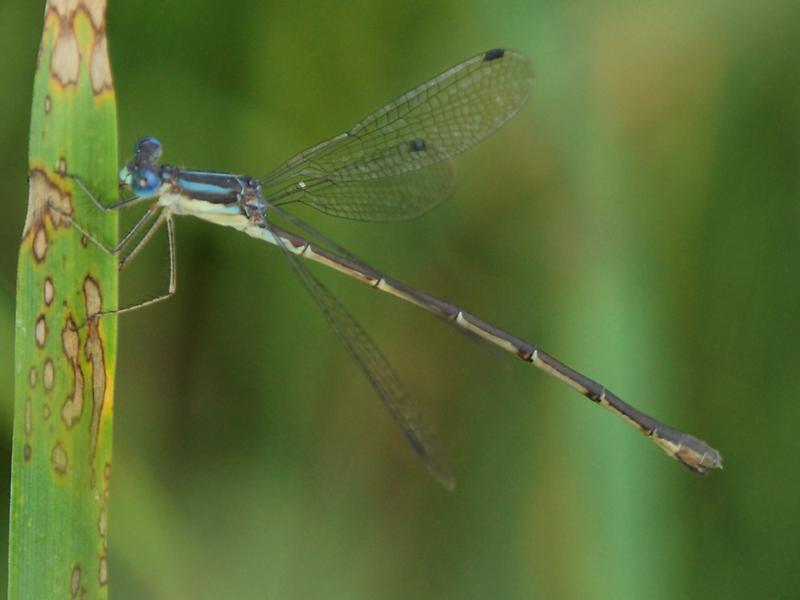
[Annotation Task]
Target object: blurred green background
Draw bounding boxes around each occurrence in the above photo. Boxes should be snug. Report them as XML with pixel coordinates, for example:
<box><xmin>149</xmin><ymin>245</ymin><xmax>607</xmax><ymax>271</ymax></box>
<box><xmin>2</xmin><ymin>0</ymin><xmax>799</xmax><ymax>598</ymax></box>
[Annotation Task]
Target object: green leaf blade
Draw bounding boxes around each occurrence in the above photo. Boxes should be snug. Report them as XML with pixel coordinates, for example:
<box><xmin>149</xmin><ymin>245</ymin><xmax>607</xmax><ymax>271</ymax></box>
<box><xmin>10</xmin><ymin>2</ymin><xmax>118</xmax><ymax>597</ymax></box>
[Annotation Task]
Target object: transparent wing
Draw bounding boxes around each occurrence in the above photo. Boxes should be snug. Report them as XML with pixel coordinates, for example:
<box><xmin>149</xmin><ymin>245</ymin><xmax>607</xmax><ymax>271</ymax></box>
<box><xmin>264</xmin><ymin>49</ymin><xmax>534</xmax><ymax>221</ymax></box>
<box><xmin>278</xmin><ymin>158</ymin><xmax>455</xmax><ymax>221</ymax></box>
<box><xmin>266</xmin><ymin>221</ymin><xmax>455</xmax><ymax>489</ymax></box>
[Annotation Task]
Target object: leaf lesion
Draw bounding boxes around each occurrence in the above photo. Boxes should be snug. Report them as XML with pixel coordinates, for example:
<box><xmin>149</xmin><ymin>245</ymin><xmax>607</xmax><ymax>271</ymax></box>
<box><xmin>24</xmin><ymin>169</ymin><xmax>73</xmax><ymax>239</ymax></box>
<box><xmin>60</xmin><ymin>315</ymin><xmax>84</xmax><ymax>428</ymax></box>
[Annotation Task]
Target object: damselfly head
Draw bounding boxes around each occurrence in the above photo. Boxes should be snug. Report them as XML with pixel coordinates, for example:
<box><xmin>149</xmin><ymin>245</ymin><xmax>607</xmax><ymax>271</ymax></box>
<box><xmin>120</xmin><ymin>137</ymin><xmax>164</xmax><ymax>194</ymax></box>
<box><xmin>128</xmin><ymin>165</ymin><xmax>161</xmax><ymax>198</ymax></box>
<box><xmin>134</xmin><ymin>136</ymin><xmax>163</xmax><ymax>163</ymax></box>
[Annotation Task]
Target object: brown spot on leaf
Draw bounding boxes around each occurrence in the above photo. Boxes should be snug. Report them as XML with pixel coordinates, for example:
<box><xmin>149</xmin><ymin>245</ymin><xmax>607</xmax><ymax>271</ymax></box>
<box><xmin>44</xmin><ymin>277</ymin><xmax>55</xmax><ymax>306</ymax></box>
<box><xmin>29</xmin><ymin>367</ymin><xmax>37</xmax><ymax>388</ymax></box>
<box><xmin>23</xmin><ymin>444</ymin><xmax>31</xmax><ymax>461</ymax></box>
<box><xmin>43</xmin><ymin>357</ymin><xmax>55</xmax><ymax>390</ymax></box>
<box><xmin>25</xmin><ymin>169</ymin><xmax>73</xmax><ymax>238</ymax></box>
<box><xmin>84</xmin><ymin>277</ymin><xmax>106</xmax><ymax>465</ymax></box>
<box><xmin>90</xmin><ymin>34</ymin><xmax>113</xmax><ymax>94</ymax></box>
<box><xmin>57</xmin><ymin>157</ymin><xmax>67</xmax><ymax>177</ymax></box>
<box><xmin>33</xmin><ymin>226</ymin><xmax>48</xmax><ymax>262</ymax></box>
<box><xmin>49</xmin><ymin>1</ymin><xmax>69</xmax><ymax>18</ymax></box>
<box><xmin>35</xmin><ymin>315</ymin><xmax>47</xmax><ymax>348</ymax></box>
<box><xmin>61</xmin><ymin>316</ymin><xmax>84</xmax><ymax>428</ymax></box>
<box><xmin>52</xmin><ymin>442</ymin><xmax>68</xmax><ymax>474</ymax></box>
<box><xmin>43</xmin><ymin>404</ymin><xmax>52</xmax><ymax>420</ymax></box>
<box><xmin>97</xmin><ymin>504</ymin><xmax>107</xmax><ymax>545</ymax></box>
<box><xmin>48</xmin><ymin>1</ymin><xmax>108</xmax><ymax>93</ymax></box>
<box><xmin>98</xmin><ymin>458</ymin><xmax>111</xmax><ymax>584</ymax></box>
<box><xmin>50</xmin><ymin>18</ymin><xmax>80</xmax><ymax>88</ymax></box>
<box><xmin>50</xmin><ymin>0</ymin><xmax>105</xmax><ymax>31</ymax></box>
<box><xmin>44</xmin><ymin>94</ymin><xmax>52</xmax><ymax>114</ymax></box>
<box><xmin>70</xmin><ymin>564</ymin><xmax>81</xmax><ymax>598</ymax></box>
<box><xmin>83</xmin><ymin>276</ymin><xmax>103</xmax><ymax>317</ymax></box>
<box><xmin>98</xmin><ymin>556</ymin><xmax>108</xmax><ymax>586</ymax></box>
<box><xmin>76</xmin><ymin>0</ymin><xmax>107</xmax><ymax>30</ymax></box>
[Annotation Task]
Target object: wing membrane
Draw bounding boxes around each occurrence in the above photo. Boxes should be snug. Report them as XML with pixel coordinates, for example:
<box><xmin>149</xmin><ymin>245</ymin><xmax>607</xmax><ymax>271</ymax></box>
<box><xmin>278</xmin><ymin>158</ymin><xmax>455</xmax><ymax>221</ymax></box>
<box><xmin>266</xmin><ymin>221</ymin><xmax>455</xmax><ymax>489</ymax></box>
<box><xmin>264</xmin><ymin>49</ymin><xmax>533</xmax><ymax>221</ymax></box>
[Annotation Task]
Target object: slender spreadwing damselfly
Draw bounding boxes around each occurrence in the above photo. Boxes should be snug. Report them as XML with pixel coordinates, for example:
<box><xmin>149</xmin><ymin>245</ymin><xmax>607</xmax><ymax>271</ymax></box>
<box><xmin>64</xmin><ymin>49</ymin><xmax>721</xmax><ymax>488</ymax></box>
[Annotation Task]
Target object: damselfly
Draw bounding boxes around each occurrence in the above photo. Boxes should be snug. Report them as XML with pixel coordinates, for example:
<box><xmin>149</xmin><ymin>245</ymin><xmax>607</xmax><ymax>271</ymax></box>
<box><xmin>66</xmin><ymin>49</ymin><xmax>721</xmax><ymax>488</ymax></box>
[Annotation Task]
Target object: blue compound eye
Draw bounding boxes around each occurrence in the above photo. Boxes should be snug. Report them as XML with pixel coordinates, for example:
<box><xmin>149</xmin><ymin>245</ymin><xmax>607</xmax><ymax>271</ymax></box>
<box><xmin>131</xmin><ymin>166</ymin><xmax>161</xmax><ymax>198</ymax></box>
<box><xmin>134</xmin><ymin>136</ymin><xmax>163</xmax><ymax>162</ymax></box>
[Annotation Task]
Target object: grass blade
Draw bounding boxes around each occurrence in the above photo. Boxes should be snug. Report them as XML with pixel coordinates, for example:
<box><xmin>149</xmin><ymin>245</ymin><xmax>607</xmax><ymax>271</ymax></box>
<box><xmin>9</xmin><ymin>1</ymin><xmax>118</xmax><ymax>597</ymax></box>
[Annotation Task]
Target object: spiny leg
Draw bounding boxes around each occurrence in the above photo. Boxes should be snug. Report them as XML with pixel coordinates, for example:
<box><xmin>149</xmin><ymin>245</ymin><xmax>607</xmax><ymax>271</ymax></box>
<box><xmin>117</xmin><ymin>206</ymin><xmax>169</xmax><ymax>271</ymax></box>
<box><xmin>60</xmin><ymin>174</ymin><xmax>166</xmax><ymax>260</ymax></box>
<box><xmin>89</xmin><ymin>213</ymin><xmax>177</xmax><ymax>320</ymax></box>
<box><xmin>51</xmin><ymin>201</ymin><xmax>161</xmax><ymax>259</ymax></box>
<box><xmin>52</xmin><ymin>196</ymin><xmax>178</xmax><ymax>321</ymax></box>
<box><xmin>53</xmin><ymin>172</ymin><xmax>160</xmax><ymax>258</ymax></box>
<box><xmin>69</xmin><ymin>172</ymin><xmax>153</xmax><ymax>212</ymax></box>
<box><xmin>57</xmin><ymin>174</ymin><xmax>180</xmax><ymax>320</ymax></box>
